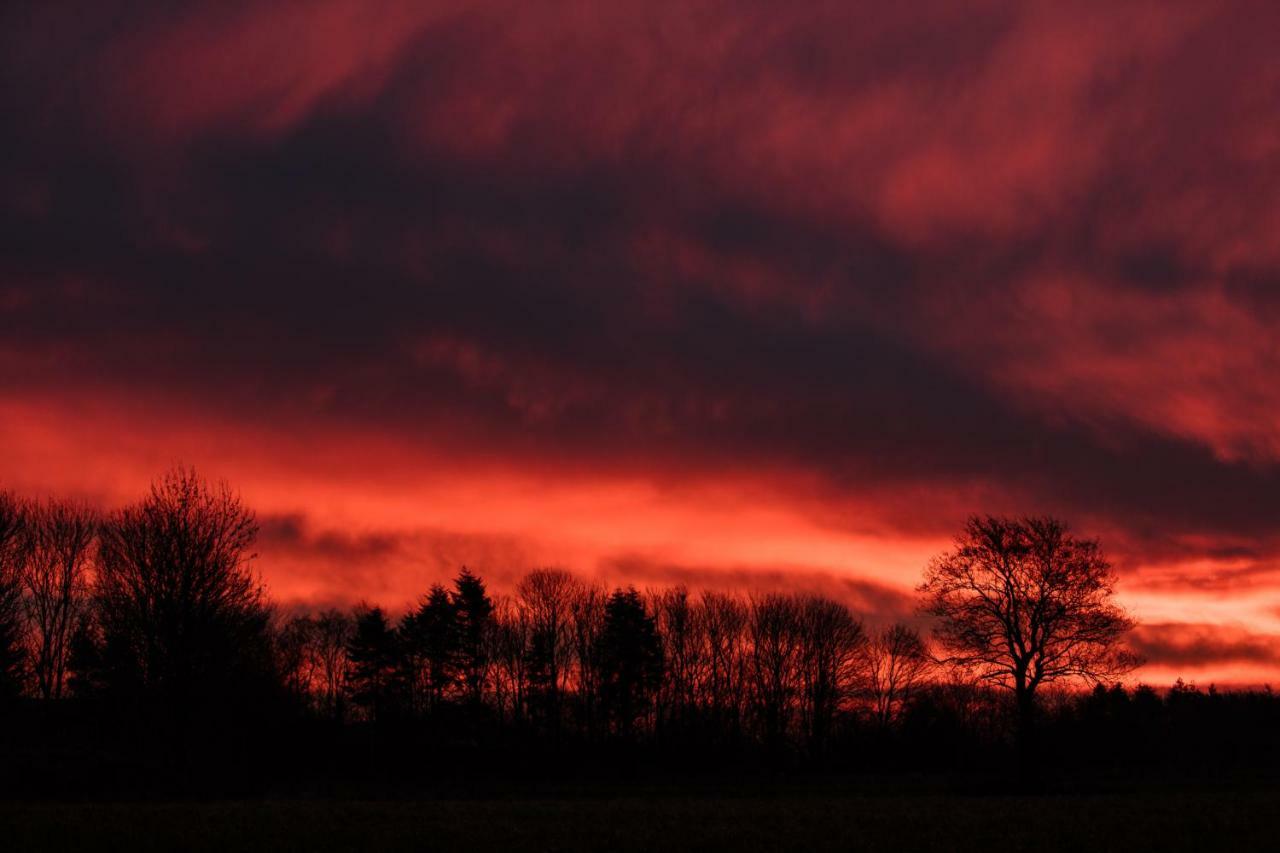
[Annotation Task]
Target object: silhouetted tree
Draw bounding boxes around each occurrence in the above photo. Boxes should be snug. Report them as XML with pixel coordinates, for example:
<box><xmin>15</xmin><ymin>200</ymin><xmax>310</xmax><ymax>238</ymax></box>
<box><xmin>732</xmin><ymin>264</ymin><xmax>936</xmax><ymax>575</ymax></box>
<box><xmin>490</xmin><ymin>595</ymin><xmax>532</xmax><ymax>724</ymax></box>
<box><xmin>12</xmin><ymin>475</ymin><xmax>1256</xmax><ymax>794</ymax></box>
<box><xmin>313</xmin><ymin>608</ymin><xmax>354</xmax><ymax>719</ymax></box>
<box><xmin>596</xmin><ymin>587</ymin><xmax>663</xmax><ymax>737</ymax></box>
<box><xmin>275</xmin><ymin>613</ymin><xmax>319</xmax><ymax>707</ymax></box>
<box><xmin>21</xmin><ymin>499</ymin><xmax>95</xmax><ymax>700</ymax></box>
<box><xmin>748</xmin><ymin>593</ymin><xmax>803</xmax><ymax>749</ymax></box>
<box><xmin>697</xmin><ymin>591</ymin><xmax>747</xmax><ymax>741</ymax></box>
<box><xmin>273</xmin><ymin>608</ymin><xmax>352</xmax><ymax>718</ymax></box>
<box><xmin>865</xmin><ymin>623</ymin><xmax>932</xmax><ymax>727</ymax></box>
<box><xmin>919</xmin><ymin>516</ymin><xmax>1139</xmax><ymax>777</ymax></box>
<box><xmin>0</xmin><ymin>492</ymin><xmax>28</xmax><ymax>701</ymax></box>
<box><xmin>796</xmin><ymin>595</ymin><xmax>864</xmax><ymax>754</ymax></box>
<box><xmin>401</xmin><ymin>585</ymin><xmax>458</xmax><ymax>715</ymax></box>
<box><xmin>517</xmin><ymin>569</ymin><xmax>575</xmax><ymax>731</ymax></box>
<box><xmin>569</xmin><ymin>582</ymin><xmax>606</xmax><ymax>737</ymax></box>
<box><xmin>92</xmin><ymin>469</ymin><xmax>272</xmax><ymax>726</ymax></box>
<box><xmin>346</xmin><ymin>605</ymin><xmax>401</xmax><ymax>722</ymax></box>
<box><xmin>452</xmin><ymin>567</ymin><xmax>494</xmax><ymax>708</ymax></box>
<box><xmin>653</xmin><ymin>586</ymin><xmax>698</xmax><ymax>736</ymax></box>
<box><xmin>66</xmin><ymin>616</ymin><xmax>106</xmax><ymax>699</ymax></box>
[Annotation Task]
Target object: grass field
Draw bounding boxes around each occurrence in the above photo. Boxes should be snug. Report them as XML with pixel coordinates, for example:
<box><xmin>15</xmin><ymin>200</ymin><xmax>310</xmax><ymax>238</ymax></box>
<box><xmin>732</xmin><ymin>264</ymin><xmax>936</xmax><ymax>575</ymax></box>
<box><xmin>3</xmin><ymin>786</ymin><xmax>1278</xmax><ymax>852</ymax></box>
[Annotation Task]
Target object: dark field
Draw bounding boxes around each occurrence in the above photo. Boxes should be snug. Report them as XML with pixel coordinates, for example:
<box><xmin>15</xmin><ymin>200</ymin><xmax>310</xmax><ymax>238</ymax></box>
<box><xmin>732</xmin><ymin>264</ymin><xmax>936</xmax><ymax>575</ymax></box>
<box><xmin>4</xmin><ymin>787</ymin><xmax>1278</xmax><ymax>853</ymax></box>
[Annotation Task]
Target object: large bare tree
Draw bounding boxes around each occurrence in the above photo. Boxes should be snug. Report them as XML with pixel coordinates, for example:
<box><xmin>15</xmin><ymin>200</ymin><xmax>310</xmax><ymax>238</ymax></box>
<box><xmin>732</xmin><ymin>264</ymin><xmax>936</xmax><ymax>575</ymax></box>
<box><xmin>919</xmin><ymin>516</ymin><xmax>1138</xmax><ymax>767</ymax></box>
<box><xmin>94</xmin><ymin>468</ymin><xmax>269</xmax><ymax>716</ymax></box>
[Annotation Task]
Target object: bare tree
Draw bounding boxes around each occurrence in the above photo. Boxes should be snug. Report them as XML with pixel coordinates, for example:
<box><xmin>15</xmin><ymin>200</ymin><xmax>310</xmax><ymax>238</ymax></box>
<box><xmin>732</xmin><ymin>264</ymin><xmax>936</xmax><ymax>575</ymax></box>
<box><xmin>696</xmin><ymin>591</ymin><xmax>747</xmax><ymax>739</ymax></box>
<box><xmin>796</xmin><ymin>595</ymin><xmax>864</xmax><ymax>754</ymax></box>
<box><xmin>275</xmin><ymin>612</ymin><xmax>319</xmax><ymax>704</ymax></box>
<box><xmin>0</xmin><ymin>492</ymin><xmax>28</xmax><ymax>698</ymax></box>
<box><xmin>94</xmin><ymin>468</ymin><xmax>270</xmax><ymax>717</ymax></box>
<box><xmin>22</xmin><ymin>499</ymin><xmax>96</xmax><ymax>700</ymax></box>
<box><xmin>568</xmin><ymin>581</ymin><xmax>606</xmax><ymax>737</ymax></box>
<box><xmin>653</xmin><ymin>586</ymin><xmax>698</xmax><ymax>735</ymax></box>
<box><xmin>312</xmin><ymin>608</ymin><xmax>354</xmax><ymax>719</ymax></box>
<box><xmin>865</xmin><ymin>623</ymin><xmax>932</xmax><ymax>727</ymax></box>
<box><xmin>490</xmin><ymin>594</ymin><xmax>531</xmax><ymax>724</ymax></box>
<box><xmin>747</xmin><ymin>593</ymin><xmax>803</xmax><ymax>749</ymax></box>
<box><xmin>919</xmin><ymin>516</ymin><xmax>1139</xmax><ymax>770</ymax></box>
<box><xmin>516</xmin><ymin>568</ymin><xmax>576</xmax><ymax>730</ymax></box>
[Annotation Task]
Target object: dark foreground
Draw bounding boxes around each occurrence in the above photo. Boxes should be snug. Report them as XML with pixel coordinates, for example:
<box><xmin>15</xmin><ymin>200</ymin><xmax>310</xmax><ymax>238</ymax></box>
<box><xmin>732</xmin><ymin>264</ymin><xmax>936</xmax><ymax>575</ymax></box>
<box><xmin>4</xmin><ymin>786</ymin><xmax>1278</xmax><ymax>853</ymax></box>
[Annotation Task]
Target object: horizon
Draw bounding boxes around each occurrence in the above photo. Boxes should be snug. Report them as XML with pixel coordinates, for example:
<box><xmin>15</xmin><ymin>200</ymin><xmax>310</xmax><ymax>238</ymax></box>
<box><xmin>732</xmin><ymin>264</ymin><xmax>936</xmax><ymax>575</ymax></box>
<box><xmin>5</xmin><ymin>1</ymin><xmax>1280</xmax><ymax>691</ymax></box>
<box><xmin>7</xmin><ymin>466</ymin><xmax>1274</xmax><ymax>692</ymax></box>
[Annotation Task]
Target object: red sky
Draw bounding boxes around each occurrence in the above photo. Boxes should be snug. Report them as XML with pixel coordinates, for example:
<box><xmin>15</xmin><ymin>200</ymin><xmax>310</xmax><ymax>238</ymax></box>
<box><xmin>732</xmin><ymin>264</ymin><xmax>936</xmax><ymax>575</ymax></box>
<box><xmin>3</xmin><ymin>1</ymin><xmax>1280</xmax><ymax>685</ymax></box>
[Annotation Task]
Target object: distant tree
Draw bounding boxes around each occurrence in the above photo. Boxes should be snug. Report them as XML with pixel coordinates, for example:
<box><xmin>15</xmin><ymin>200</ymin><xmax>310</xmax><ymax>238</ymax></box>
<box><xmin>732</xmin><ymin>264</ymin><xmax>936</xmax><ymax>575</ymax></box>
<box><xmin>66</xmin><ymin>616</ymin><xmax>106</xmax><ymax>699</ymax></box>
<box><xmin>0</xmin><ymin>492</ymin><xmax>28</xmax><ymax>700</ymax></box>
<box><xmin>796</xmin><ymin>595</ymin><xmax>864</xmax><ymax>754</ymax></box>
<box><xmin>21</xmin><ymin>499</ymin><xmax>96</xmax><ymax>700</ymax></box>
<box><xmin>569</xmin><ymin>582</ymin><xmax>606</xmax><ymax>737</ymax></box>
<box><xmin>490</xmin><ymin>595</ymin><xmax>532</xmax><ymax>724</ymax></box>
<box><xmin>697</xmin><ymin>591</ymin><xmax>747</xmax><ymax>739</ymax></box>
<box><xmin>345</xmin><ymin>604</ymin><xmax>401</xmax><ymax>722</ymax></box>
<box><xmin>652</xmin><ymin>586</ymin><xmax>698</xmax><ymax>735</ymax></box>
<box><xmin>865</xmin><ymin>623</ymin><xmax>932</xmax><ymax>727</ymax></box>
<box><xmin>748</xmin><ymin>593</ymin><xmax>803</xmax><ymax>749</ymax></box>
<box><xmin>919</xmin><ymin>516</ymin><xmax>1139</xmax><ymax>774</ymax></box>
<box><xmin>275</xmin><ymin>613</ymin><xmax>319</xmax><ymax>706</ymax></box>
<box><xmin>313</xmin><ymin>608</ymin><xmax>354</xmax><ymax>719</ymax></box>
<box><xmin>596</xmin><ymin>587</ymin><xmax>663</xmax><ymax>737</ymax></box>
<box><xmin>400</xmin><ymin>584</ymin><xmax>458</xmax><ymax>715</ymax></box>
<box><xmin>517</xmin><ymin>569</ymin><xmax>576</xmax><ymax>730</ymax></box>
<box><xmin>452</xmin><ymin>568</ymin><xmax>494</xmax><ymax>707</ymax></box>
<box><xmin>92</xmin><ymin>469</ymin><xmax>272</xmax><ymax>722</ymax></box>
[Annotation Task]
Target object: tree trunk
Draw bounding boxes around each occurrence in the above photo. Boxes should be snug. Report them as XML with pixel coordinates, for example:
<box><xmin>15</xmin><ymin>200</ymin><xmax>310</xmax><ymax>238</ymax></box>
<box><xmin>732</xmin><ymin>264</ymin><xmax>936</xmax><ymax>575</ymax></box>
<box><xmin>1015</xmin><ymin>687</ymin><xmax>1038</xmax><ymax>788</ymax></box>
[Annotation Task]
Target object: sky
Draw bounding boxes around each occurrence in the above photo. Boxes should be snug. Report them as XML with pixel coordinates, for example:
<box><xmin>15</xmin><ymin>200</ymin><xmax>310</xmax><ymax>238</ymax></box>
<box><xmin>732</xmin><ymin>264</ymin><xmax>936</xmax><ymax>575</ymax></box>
<box><xmin>3</xmin><ymin>0</ymin><xmax>1279</xmax><ymax>685</ymax></box>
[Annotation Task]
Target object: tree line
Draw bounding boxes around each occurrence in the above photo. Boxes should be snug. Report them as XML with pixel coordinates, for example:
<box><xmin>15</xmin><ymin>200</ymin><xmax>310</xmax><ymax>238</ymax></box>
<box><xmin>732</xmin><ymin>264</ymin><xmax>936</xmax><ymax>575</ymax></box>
<box><xmin>283</xmin><ymin>571</ymin><xmax>918</xmax><ymax>750</ymax></box>
<box><xmin>0</xmin><ymin>471</ymin><xmax>935</xmax><ymax>753</ymax></box>
<box><xmin>1</xmin><ymin>469</ymin><xmax>1276</xmax><ymax>793</ymax></box>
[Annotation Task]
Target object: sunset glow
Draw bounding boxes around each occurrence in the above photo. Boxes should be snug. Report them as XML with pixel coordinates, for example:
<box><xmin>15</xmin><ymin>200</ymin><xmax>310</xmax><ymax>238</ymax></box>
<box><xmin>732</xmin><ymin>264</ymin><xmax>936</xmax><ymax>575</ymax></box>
<box><xmin>4</xmin><ymin>0</ymin><xmax>1280</xmax><ymax>687</ymax></box>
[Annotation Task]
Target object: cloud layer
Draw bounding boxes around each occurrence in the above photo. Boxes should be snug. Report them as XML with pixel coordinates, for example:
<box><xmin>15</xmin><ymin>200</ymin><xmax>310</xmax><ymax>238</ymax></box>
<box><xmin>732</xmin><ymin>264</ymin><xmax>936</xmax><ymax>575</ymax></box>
<box><xmin>3</xmin><ymin>0</ymin><xmax>1280</xmax><ymax>682</ymax></box>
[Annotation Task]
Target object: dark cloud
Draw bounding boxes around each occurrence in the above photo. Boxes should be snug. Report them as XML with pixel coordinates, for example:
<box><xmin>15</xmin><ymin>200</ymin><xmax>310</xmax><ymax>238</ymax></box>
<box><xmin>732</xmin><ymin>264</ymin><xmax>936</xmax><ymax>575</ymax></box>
<box><xmin>597</xmin><ymin>554</ymin><xmax>920</xmax><ymax>624</ymax></box>
<box><xmin>256</xmin><ymin>512</ymin><xmax>544</xmax><ymax>605</ymax></box>
<box><xmin>259</xmin><ymin>513</ymin><xmax>407</xmax><ymax>565</ymax></box>
<box><xmin>1127</xmin><ymin>558</ymin><xmax>1280</xmax><ymax>594</ymax></box>
<box><xmin>4</xmin><ymin>0</ymin><xmax>1280</xmax><ymax>654</ymax></box>
<box><xmin>1129</xmin><ymin>623</ymin><xmax>1280</xmax><ymax>670</ymax></box>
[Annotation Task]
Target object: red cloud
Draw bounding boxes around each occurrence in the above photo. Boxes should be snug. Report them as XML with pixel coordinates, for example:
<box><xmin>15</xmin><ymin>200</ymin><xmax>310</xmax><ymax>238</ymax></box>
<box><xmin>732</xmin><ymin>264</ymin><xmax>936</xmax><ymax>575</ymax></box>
<box><xmin>5</xmin><ymin>1</ymin><xmax>1280</xmax><ymax>686</ymax></box>
<box><xmin>1130</xmin><ymin>622</ymin><xmax>1280</xmax><ymax>669</ymax></box>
